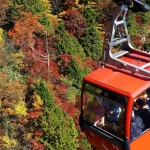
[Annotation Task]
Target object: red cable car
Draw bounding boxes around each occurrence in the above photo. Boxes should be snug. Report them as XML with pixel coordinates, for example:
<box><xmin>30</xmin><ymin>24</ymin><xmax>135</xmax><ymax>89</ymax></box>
<box><xmin>79</xmin><ymin>1</ymin><xmax>150</xmax><ymax>150</ymax></box>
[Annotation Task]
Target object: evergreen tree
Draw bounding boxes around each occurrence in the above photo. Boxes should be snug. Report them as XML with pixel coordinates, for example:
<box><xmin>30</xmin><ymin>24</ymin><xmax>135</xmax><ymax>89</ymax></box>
<box><xmin>35</xmin><ymin>79</ymin><xmax>54</xmax><ymax>107</ymax></box>
<box><xmin>11</xmin><ymin>0</ymin><xmax>50</xmax><ymax>15</ymax></box>
<box><xmin>67</xmin><ymin>58</ymin><xmax>91</xmax><ymax>88</ymax></box>
<box><xmin>56</xmin><ymin>23</ymin><xmax>86</xmax><ymax>60</ymax></box>
<box><xmin>141</xmin><ymin>11</ymin><xmax>150</xmax><ymax>24</ymax></box>
<box><xmin>127</xmin><ymin>13</ymin><xmax>138</xmax><ymax>36</ymax></box>
<box><xmin>39</xmin><ymin>107</ymin><xmax>78</xmax><ymax>150</ymax></box>
<box><xmin>40</xmin><ymin>14</ymin><xmax>55</xmax><ymax>36</ymax></box>
<box><xmin>83</xmin><ymin>7</ymin><xmax>97</xmax><ymax>26</ymax></box>
<box><xmin>79</xmin><ymin>25</ymin><xmax>103</xmax><ymax>60</ymax></box>
<box><xmin>35</xmin><ymin>80</ymin><xmax>79</xmax><ymax>150</ymax></box>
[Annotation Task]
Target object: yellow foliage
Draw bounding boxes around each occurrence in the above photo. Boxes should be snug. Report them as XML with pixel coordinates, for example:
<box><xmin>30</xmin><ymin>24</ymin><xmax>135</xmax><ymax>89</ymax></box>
<box><xmin>26</xmin><ymin>133</ymin><xmax>32</xmax><ymax>140</ymax></box>
<box><xmin>15</xmin><ymin>101</ymin><xmax>27</xmax><ymax>117</ymax></box>
<box><xmin>2</xmin><ymin>135</ymin><xmax>18</xmax><ymax>149</ymax></box>
<box><xmin>0</xmin><ymin>28</ymin><xmax>4</xmax><ymax>47</ymax></box>
<box><xmin>0</xmin><ymin>28</ymin><xmax>3</xmax><ymax>41</ymax></box>
<box><xmin>11</xmin><ymin>51</ymin><xmax>25</xmax><ymax>69</ymax></box>
<box><xmin>59</xmin><ymin>11</ymin><xmax>67</xmax><ymax>18</ymax></box>
<box><xmin>32</xmin><ymin>92</ymin><xmax>43</xmax><ymax>109</ymax></box>
<box><xmin>41</xmin><ymin>0</ymin><xmax>49</xmax><ymax>3</ymax></box>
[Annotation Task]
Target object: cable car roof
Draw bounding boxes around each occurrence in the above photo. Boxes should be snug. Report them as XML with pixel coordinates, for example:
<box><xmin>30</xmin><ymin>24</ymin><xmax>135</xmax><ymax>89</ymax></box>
<box><xmin>84</xmin><ymin>67</ymin><xmax>150</xmax><ymax>98</ymax></box>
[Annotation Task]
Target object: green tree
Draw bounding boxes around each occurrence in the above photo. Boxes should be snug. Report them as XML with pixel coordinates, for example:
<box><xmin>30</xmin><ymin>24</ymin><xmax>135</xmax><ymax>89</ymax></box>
<box><xmin>34</xmin><ymin>80</ymin><xmax>78</xmax><ymax>150</ymax></box>
<box><xmin>56</xmin><ymin>23</ymin><xmax>86</xmax><ymax>60</ymax></box>
<box><xmin>127</xmin><ymin>13</ymin><xmax>138</xmax><ymax>36</ymax></box>
<box><xmin>141</xmin><ymin>11</ymin><xmax>150</xmax><ymax>24</ymax></box>
<box><xmin>11</xmin><ymin>0</ymin><xmax>50</xmax><ymax>15</ymax></box>
<box><xmin>67</xmin><ymin>58</ymin><xmax>91</xmax><ymax>88</ymax></box>
<box><xmin>7</xmin><ymin>3</ymin><xmax>24</xmax><ymax>22</ymax></box>
<box><xmin>38</xmin><ymin>107</ymin><xmax>78</xmax><ymax>150</ymax></box>
<box><xmin>79</xmin><ymin>25</ymin><xmax>103</xmax><ymax>60</ymax></box>
<box><xmin>1</xmin><ymin>44</ymin><xmax>27</xmax><ymax>83</ymax></box>
<box><xmin>83</xmin><ymin>7</ymin><xmax>97</xmax><ymax>25</ymax></box>
<box><xmin>35</xmin><ymin>79</ymin><xmax>54</xmax><ymax>107</ymax></box>
<box><xmin>40</xmin><ymin>14</ymin><xmax>55</xmax><ymax>36</ymax></box>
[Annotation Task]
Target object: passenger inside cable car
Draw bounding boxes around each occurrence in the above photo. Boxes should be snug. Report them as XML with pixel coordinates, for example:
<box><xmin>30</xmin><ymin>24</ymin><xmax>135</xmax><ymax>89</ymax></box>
<box><xmin>82</xmin><ymin>84</ymin><xmax>126</xmax><ymax>139</ymax></box>
<box><xmin>130</xmin><ymin>110</ymin><xmax>144</xmax><ymax>141</ymax></box>
<box><xmin>131</xmin><ymin>89</ymin><xmax>150</xmax><ymax>141</ymax></box>
<box><xmin>104</xmin><ymin>95</ymin><xmax>121</xmax><ymax>123</ymax></box>
<box><xmin>82</xmin><ymin>84</ymin><xmax>150</xmax><ymax>144</ymax></box>
<box><xmin>134</xmin><ymin>98</ymin><xmax>150</xmax><ymax>130</ymax></box>
<box><xmin>86</xmin><ymin>96</ymin><xmax>105</xmax><ymax>127</ymax></box>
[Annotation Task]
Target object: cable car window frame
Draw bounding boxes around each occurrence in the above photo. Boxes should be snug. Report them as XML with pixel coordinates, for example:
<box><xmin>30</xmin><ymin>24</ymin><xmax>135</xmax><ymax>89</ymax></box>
<box><xmin>82</xmin><ymin>83</ymin><xmax>127</xmax><ymax>141</ymax></box>
<box><xmin>84</xmin><ymin>83</ymin><xmax>127</xmax><ymax>106</ymax></box>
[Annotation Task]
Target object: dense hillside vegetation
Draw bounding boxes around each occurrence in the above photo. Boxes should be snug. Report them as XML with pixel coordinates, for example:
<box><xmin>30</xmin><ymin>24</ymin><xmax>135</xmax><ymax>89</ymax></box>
<box><xmin>0</xmin><ymin>0</ymin><xmax>150</xmax><ymax>149</ymax></box>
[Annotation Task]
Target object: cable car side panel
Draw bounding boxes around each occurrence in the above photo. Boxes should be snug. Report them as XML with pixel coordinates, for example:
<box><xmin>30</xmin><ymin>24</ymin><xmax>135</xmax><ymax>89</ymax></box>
<box><xmin>130</xmin><ymin>130</ymin><xmax>150</xmax><ymax>150</ymax></box>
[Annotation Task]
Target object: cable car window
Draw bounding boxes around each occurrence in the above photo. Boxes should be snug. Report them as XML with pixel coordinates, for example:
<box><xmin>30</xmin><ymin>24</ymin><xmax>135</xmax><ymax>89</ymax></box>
<box><xmin>85</xmin><ymin>83</ymin><xmax>126</xmax><ymax>106</ymax></box>
<box><xmin>83</xmin><ymin>84</ymin><xmax>126</xmax><ymax>140</ymax></box>
<box><xmin>131</xmin><ymin>87</ymin><xmax>150</xmax><ymax>141</ymax></box>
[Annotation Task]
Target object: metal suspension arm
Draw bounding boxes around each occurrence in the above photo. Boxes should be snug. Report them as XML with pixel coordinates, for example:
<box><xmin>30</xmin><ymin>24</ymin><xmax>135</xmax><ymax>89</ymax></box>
<box><xmin>101</xmin><ymin>0</ymin><xmax>150</xmax><ymax>79</ymax></box>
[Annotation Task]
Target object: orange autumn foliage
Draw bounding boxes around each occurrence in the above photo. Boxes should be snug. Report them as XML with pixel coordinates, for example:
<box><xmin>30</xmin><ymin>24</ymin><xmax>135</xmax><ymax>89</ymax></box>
<box><xmin>28</xmin><ymin>110</ymin><xmax>42</xmax><ymax>119</ymax></box>
<box><xmin>31</xmin><ymin>139</ymin><xmax>44</xmax><ymax>150</ymax></box>
<box><xmin>8</xmin><ymin>12</ymin><xmax>43</xmax><ymax>49</ymax></box>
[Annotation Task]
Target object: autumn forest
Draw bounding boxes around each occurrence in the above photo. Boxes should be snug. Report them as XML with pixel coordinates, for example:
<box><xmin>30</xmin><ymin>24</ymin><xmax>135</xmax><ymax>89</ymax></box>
<box><xmin>0</xmin><ymin>0</ymin><xmax>150</xmax><ymax>149</ymax></box>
